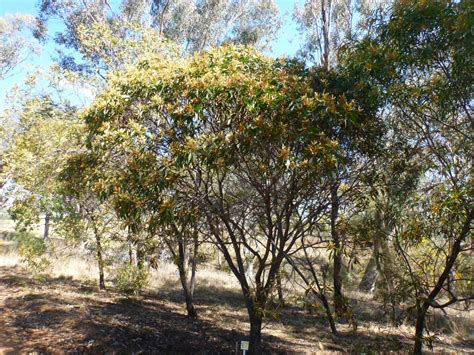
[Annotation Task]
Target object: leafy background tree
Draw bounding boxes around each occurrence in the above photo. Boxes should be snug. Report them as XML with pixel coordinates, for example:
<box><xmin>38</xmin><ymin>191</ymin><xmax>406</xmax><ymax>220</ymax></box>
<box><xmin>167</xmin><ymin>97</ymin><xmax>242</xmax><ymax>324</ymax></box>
<box><xmin>0</xmin><ymin>13</ymin><xmax>45</xmax><ymax>78</ymax></box>
<box><xmin>342</xmin><ymin>0</ymin><xmax>473</xmax><ymax>352</ymax></box>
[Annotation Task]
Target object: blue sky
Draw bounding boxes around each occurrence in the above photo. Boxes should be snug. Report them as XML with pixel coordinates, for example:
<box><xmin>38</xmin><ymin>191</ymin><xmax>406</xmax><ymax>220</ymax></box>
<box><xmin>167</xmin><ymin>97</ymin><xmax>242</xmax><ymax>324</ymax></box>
<box><xmin>0</xmin><ymin>0</ymin><xmax>300</xmax><ymax>107</ymax></box>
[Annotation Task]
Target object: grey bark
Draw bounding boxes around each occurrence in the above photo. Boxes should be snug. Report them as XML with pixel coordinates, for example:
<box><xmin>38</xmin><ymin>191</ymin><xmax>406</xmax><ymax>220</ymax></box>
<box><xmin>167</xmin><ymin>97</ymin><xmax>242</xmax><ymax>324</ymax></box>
<box><xmin>358</xmin><ymin>254</ymin><xmax>378</xmax><ymax>293</ymax></box>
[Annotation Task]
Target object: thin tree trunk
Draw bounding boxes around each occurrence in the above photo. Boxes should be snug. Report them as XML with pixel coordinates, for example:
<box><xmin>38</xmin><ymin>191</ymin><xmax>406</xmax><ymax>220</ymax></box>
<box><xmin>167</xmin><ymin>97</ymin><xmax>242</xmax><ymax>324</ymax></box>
<box><xmin>94</xmin><ymin>229</ymin><xmax>106</xmax><ymax>290</ymax></box>
<box><xmin>216</xmin><ymin>247</ymin><xmax>222</xmax><ymax>270</ymax></box>
<box><xmin>136</xmin><ymin>243</ymin><xmax>145</xmax><ymax>270</ymax></box>
<box><xmin>43</xmin><ymin>213</ymin><xmax>50</xmax><ymax>241</ymax></box>
<box><xmin>319</xmin><ymin>290</ymin><xmax>338</xmax><ymax>335</ymax></box>
<box><xmin>189</xmin><ymin>232</ymin><xmax>198</xmax><ymax>296</ymax></box>
<box><xmin>331</xmin><ymin>184</ymin><xmax>346</xmax><ymax>316</ymax></box>
<box><xmin>180</xmin><ymin>275</ymin><xmax>197</xmax><ymax>318</ymax></box>
<box><xmin>347</xmin><ymin>246</ymin><xmax>357</xmax><ymax>274</ymax></box>
<box><xmin>448</xmin><ymin>235</ymin><xmax>456</xmax><ymax>294</ymax></box>
<box><xmin>127</xmin><ymin>226</ymin><xmax>133</xmax><ymax>265</ymax></box>
<box><xmin>321</xmin><ymin>0</ymin><xmax>331</xmax><ymax>70</ymax></box>
<box><xmin>177</xmin><ymin>238</ymin><xmax>197</xmax><ymax>318</ymax></box>
<box><xmin>412</xmin><ymin>208</ymin><xmax>473</xmax><ymax>354</ymax></box>
<box><xmin>414</xmin><ymin>302</ymin><xmax>429</xmax><ymax>354</ymax></box>
<box><xmin>276</xmin><ymin>273</ymin><xmax>285</xmax><ymax>307</ymax></box>
<box><xmin>177</xmin><ymin>261</ymin><xmax>197</xmax><ymax>318</ymax></box>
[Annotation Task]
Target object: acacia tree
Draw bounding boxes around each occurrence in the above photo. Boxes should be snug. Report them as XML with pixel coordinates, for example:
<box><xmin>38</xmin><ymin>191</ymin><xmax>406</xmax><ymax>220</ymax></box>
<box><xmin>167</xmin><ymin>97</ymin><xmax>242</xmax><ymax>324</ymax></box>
<box><xmin>0</xmin><ymin>68</ymin><xmax>121</xmax><ymax>290</ymax></box>
<box><xmin>159</xmin><ymin>204</ymin><xmax>202</xmax><ymax>318</ymax></box>
<box><xmin>82</xmin><ymin>45</ymin><xmax>377</xmax><ymax>353</ymax></box>
<box><xmin>343</xmin><ymin>0</ymin><xmax>473</xmax><ymax>352</ymax></box>
<box><xmin>1</xmin><ymin>72</ymin><xmax>80</xmax><ymax>238</ymax></box>
<box><xmin>60</xmin><ymin>154</ymin><xmax>127</xmax><ymax>291</ymax></box>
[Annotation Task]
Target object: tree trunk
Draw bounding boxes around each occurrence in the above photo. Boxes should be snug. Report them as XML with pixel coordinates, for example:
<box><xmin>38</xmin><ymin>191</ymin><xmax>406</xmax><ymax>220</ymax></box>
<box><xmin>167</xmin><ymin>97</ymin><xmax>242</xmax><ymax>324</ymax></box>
<box><xmin>94</xmin><ymin>230</ymin><xmax>106</xmax><ymax>290</ymax></box>
<box><xmin>182</xmin><ymin>279</ymin><xmax>197</xmax><ymax>318</ymax></box>
<box><xmin>128</xmin><ymin>241</ymin><xmax>133</xmax><ymax>265</ymax></box>
<box><xmin>331</xmin><ymin>184</ymin><xmax>346</xmax><ymax>316</ymax></box>
<box><xmin>276</xmin><ymin>273</ymin><xmax>285</xmax><ymax>307</ymax></box>
<box><xmin>177</xmin><ymin>260</ymin><xmax>197</xmax><ymax>318</ymax></box>
<box><xmin>358</xmin><ymin>254</ymin><xmax>378</xmax><ymax>293</ymax></box>
<box><xmin>318</xmin><ymin>290</ymin><xmax>338</xmax><ymax>335</ymax></box>
<box><xmin>127</xmin><ymin>227</ymin><xmax>133</xmax><ymax>265</ymax></box>
<box><xmin>347</xmin><ymin>246</ymin><xmax>357</xmax><ymax>274</ymax></box>
<box><xmin>320</xmin><ymin>0</ymin><xmax>332</xmax><ymax>70</ymax></box>
<box><xmin>412</xmin><ymin>208</ymin><xmax>473</xmax><ymax>354</ymax></box>
<box><xmin>43</xmin><ymin>213</ymin><xmax>50</xmax><ymax>241</ymax></box>
<box><xmin>372</xmin><ymin>216</ymin><xmax>397</xmax><ymax>323</ymax></box>
<box><xmin>177</xmin><ymin>238</ymin><xmax>197</xmax><ymax>318</ymax></box>
<box><xmin>414</xmin><ymin>303</ymin><xmax>428</xmax><ymax>354</ymax></box>
<box><xmin>216</xmin><ymin>248</ymin><xmax>222</xmax><ymax>270</ymax></box>
<box><xmin>247</xmin><ymin>302</ymin><xmax>263</xmax><ymax>355</ymax></box>
<box><xmin>136</xmin><ymin>243</ymin><xmax>145</xmax><ymax>270</ymax></box>
<box><xmin>189</xmin><ymin>233</ymin><xmax>198</xmax><ymax>296</ymax></box>
<box><xmin>448</xmin><ymin>235</ymin><xmax>456</xmax><ymax>294</ymax></box>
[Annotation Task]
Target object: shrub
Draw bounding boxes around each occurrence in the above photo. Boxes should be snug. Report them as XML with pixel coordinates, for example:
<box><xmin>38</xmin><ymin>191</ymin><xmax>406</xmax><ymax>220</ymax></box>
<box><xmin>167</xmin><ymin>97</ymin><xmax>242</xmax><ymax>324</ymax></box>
<box><xmin>12</xmin><ymin>231</ymin><xmax>50</xmax><ymax>271</ymax></box>
<box><xmin>114</xmin><ymin>264</ymin><xmax>149</xmax><ymax>295</ymax></box>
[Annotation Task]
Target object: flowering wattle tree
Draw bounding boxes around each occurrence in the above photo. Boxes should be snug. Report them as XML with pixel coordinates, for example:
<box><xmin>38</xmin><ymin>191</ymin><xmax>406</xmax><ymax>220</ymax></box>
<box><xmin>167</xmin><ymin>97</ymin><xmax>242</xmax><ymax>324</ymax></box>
<box><xmin>81</xmin><ymin>45</ymin><xmax>378</xmax><ymax>353</ymax></box>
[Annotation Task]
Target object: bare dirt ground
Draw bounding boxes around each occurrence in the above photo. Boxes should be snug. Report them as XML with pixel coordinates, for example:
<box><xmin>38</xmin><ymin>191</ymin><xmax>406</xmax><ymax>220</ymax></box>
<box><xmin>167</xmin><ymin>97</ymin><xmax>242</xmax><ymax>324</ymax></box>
<box><xmin>0</xmin><ymin>263</ymin><xmax>472</xmax><ymax>354</ymax></box>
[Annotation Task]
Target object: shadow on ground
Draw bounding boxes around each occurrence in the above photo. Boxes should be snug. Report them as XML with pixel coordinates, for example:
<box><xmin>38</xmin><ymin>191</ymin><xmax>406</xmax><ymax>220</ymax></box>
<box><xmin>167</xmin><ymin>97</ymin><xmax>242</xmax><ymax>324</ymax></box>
<box><xmin>2</xmin><ymin>265</ymin><xmax>467</xmax><ymax>354</ymax></box>
<box><xmin>0</xmin><ymin>266</ymin><xmax>294</xmax><ymax>354</ymax></box>
<box><xmin>154</xmin><ymin>277</ymin><xmax>245</xmax><ymax>309</ymax></box>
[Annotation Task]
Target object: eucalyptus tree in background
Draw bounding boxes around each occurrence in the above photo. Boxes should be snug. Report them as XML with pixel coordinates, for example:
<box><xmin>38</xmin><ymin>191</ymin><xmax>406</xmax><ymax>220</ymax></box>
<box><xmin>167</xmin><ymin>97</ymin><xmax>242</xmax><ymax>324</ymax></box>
<box><xmin>294</xmin><ymin>0</ymin><xmax>391</xmax><ymax>68</ymax></box>
<box><xmin>0</xmin><ymin>70</ymin><xmax>79</xmax><ymax>236</ymax></box>
<box><xmin>146</xmin><ymin>0</ymin><xmax>281</xmax><ymax>52</ymax></box>
<box><xmin>294</xmin><ymin>1</ymin><xmax>389</xmax><ymax>315</ymax></box>
<box><xmin>0</xmin><ymin>13</ymin><xmax>45</xmax><ymax>201</ymax></box>
<box><xmin>0</xmin><ymin>13</ymin><xmax>45</xmax><ymax>79</ymax></box>
<box><xmin>38</xmin><ymin>0</ymin><xmax>281</xmax><ymax>72</ymax></box>
<box><xmin>354</xmin><ymin>139</ymin><xmax>423</xmax><ymax>320</ymax></box>
<box><xmin>294</xmin><ymin>0</ymin><xmax>393</xmax><ymax>318</ymax></box>
<box><xmin>0</xmin><ymin>67</ymin><xmax>120</xmax><ymax>289</ymax></box>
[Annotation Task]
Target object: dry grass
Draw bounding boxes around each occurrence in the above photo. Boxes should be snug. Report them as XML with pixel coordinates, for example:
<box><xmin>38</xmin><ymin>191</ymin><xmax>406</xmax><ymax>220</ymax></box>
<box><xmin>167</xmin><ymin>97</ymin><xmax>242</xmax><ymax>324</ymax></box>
<box><xmin>1</xmin><ymin>242</ymin><xmax>240</xmax><ymax>296</ymax></box>
<box><xmin>48</xmin><ymin>255</ymin><xmax>100</xmax><ymax>282</ymax></box>
<box><xmin>448</xmin><ymin>311</ymin><xmax>474</xmax><ymax>344</ymax></box>
<box><xmin>0</xmin><ymin>220</ymin><xmax>15</xmax><ymax>234</ymax></box>
<box><xmin>0</xmin><ymin>241</ymin><xmax>19</xmax><ymax>267</ymax></box>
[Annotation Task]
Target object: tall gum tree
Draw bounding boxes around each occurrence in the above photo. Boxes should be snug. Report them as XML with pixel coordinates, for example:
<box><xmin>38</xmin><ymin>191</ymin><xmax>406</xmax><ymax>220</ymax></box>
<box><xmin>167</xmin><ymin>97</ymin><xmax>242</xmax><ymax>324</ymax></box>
<box><xmin>309</xmin><ymin>67</ymin><xmax>383</xmax><ymax>317</ymax></box>
<box><xmin>1</xmin><ymin>68</ymin><xmax>120</xmax><ymax>290</ymax></box>
<box><xmin>294</xmin><ymin>0</ymin><xmax>392</xmax><ymax>316</ymax></box>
